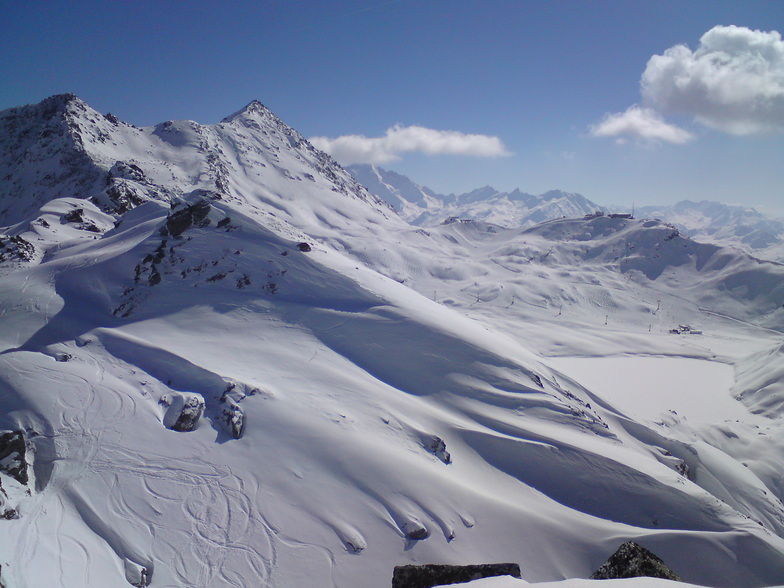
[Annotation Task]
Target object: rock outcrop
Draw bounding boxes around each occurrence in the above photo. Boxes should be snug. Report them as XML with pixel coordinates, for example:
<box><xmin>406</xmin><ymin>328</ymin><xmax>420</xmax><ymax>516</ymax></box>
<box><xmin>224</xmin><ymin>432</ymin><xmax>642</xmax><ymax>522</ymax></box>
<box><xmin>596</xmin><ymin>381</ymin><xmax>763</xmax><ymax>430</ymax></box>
<box><xmin>590</xmin><ymin>541</ymin><xmax>683</xmax><ymax>581</ymax></box>
<box><xmin>392</xmin><ymin>563</ymin><xmax>522</xmax><ymax>588</ymax></box>
<box><xmin>163</xmin><ymin>199</ymin><xmax>212</xmax><ymax>238</ymax></box>
<box><xmin>0</xmin><ymin>430</ymin><xmax>28</xmax><ymax>485</ymax></box>
<box><xmin>163</xmin><ymin>394</ymin><xmax>206</xmax><ymax>432</ymax></box>
<box><xmin>424</xmin><ymin>435</ymin><xmax>451</xmax><ymax>464</ymax></box>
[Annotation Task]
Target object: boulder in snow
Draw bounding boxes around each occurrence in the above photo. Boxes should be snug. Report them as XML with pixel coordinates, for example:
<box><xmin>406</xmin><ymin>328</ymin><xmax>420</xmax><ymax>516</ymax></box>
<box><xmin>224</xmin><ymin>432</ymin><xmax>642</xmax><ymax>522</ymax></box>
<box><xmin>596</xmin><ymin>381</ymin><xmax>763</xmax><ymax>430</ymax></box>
<box><xmin>220</xmin><ymin>399</ymin><xmax>245</xmax><ymax>439</ymax></box>
<box><xmin>392</xmin><ymin>563</ymin><xmax>522</xmax><ymax>588</ymax></box>
<box><xmin>163</xmin><ymin>393</ymin><xmax>205</xmax><ymax>432</ymax></box>
<box><xmin>401</xmin><ymin>520</ymin><xmax>430</xmax><ymax>540</ymax></box>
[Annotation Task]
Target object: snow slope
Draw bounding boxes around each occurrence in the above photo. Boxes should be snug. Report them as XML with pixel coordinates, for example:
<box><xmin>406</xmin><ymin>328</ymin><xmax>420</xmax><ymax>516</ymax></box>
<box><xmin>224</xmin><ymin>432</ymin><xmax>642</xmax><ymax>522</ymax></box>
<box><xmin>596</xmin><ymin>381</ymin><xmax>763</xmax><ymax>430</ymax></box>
<box><xmin>2</xmin><ymin>96</ymin><xmax>784</xmax><ymax>587</ymax></box>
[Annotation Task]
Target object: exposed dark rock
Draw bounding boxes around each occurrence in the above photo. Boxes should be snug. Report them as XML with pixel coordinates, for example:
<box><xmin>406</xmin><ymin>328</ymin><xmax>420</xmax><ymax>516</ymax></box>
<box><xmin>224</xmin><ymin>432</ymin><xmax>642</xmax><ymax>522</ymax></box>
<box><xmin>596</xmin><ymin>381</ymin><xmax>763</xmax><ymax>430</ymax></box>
<box><xmin>297</xmin><ymin>242</ymin><xmax>312</xmax><ymax>252</ymax></box>
<box><xmin>216</xmin><ymin>217</ymin><xmax>231</xmax><ymax>229</ymax></box>
<box><xmin>676</xmin><ymin>460</ymin><xmax>690</xmax><ymax>478</ymax></box>
<box><xmin>0</xmin><ymin>235</ymin><xmax>36</xmax><ymax>262</ymax></box>
<box><xmin>166</xmin><ymin>396</ymin><xmax>205</xmax><ymax>432</ymax></box>
<box><xmin>153</xmin><ymin>241</ymin><xmax>167</xmax><ymax>263</ymax></box>
<box><xmin>0</xmin><ymin>430</ymin><xmax>28</xmax><ymax>485</ymax></box>
<box><xmin>163</xmin><ymin>199</ymin><xmax>211</xmax><ymax>238</ymax></box>
<box><xmin>1</xmin><ymin>508</ymin><xmax>18</xmax><ymax>520</ymax></box>
<box><xmin>105</xmin><ymin>181</ymin><xmax>146</xmax><ymax>213</ymax></box>
<box><xmin>148</xmin><ymin>267</ymin><xmax>161</xmax><ymax>286</ymax></box>
<box><xmin>220</xmin><ymin>400</ymin><xmax>245</xmax><ymax>439</ymax></box>
<box><xmin>392</xmin><ymin>563</ymin><xmax>522</xmax><ymax>588</ymax></box>
<box><xmin>401</xmin><ymin>521</ymin><xmax>430</xmax><ymax>540</ymax></box>
<box><xmin>590</xmin><ymin>541</ymin><xmax>683</xmax><ymax>581</ymax></box>
<box><xmin>63</xmin><ymin>208</ymin><xmax>84</xmax><ymax>223</ymax></box>
<box><xmin>109</xmin><ymin>160</ymin><xmax>146</xmax><ymax>182</ymax></box>
<box><xmin>424</xmin><ymin>435</ymin><xmax>451</xmax><ymax>464</ymax></box>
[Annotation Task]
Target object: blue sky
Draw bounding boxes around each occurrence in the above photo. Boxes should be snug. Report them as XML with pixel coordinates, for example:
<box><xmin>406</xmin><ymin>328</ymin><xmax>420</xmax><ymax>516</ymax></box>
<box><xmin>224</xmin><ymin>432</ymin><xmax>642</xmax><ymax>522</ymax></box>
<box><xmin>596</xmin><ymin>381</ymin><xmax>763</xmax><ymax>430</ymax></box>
<box><xmin>3</xmin><ymin>1</ymin><xmax>782</xmax><ymax>212</ymax></box>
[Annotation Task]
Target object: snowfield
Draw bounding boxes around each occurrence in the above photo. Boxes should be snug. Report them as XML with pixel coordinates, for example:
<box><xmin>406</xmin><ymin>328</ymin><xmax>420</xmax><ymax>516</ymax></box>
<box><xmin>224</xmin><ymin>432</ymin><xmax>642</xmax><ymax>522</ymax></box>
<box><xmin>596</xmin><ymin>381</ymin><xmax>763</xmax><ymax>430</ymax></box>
<box><xmin>1</xmin><ymin>95</ymin><xmax>784</xmax><ymax>587</ymax></box>
<box><xmin>548</xmin><ymin>356</ymin><xmax>742</xmax><ymax>424</ymax></box>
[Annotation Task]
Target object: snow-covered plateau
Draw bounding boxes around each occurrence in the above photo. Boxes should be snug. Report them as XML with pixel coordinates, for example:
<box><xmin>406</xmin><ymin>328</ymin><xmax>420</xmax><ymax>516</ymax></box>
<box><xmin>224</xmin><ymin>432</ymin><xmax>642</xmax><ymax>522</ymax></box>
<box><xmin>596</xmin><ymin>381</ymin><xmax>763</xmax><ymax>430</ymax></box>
<box><xmin>1</xmin><ymin>95</ymin><xmax>784</xmax><ymax>587</ymax></box>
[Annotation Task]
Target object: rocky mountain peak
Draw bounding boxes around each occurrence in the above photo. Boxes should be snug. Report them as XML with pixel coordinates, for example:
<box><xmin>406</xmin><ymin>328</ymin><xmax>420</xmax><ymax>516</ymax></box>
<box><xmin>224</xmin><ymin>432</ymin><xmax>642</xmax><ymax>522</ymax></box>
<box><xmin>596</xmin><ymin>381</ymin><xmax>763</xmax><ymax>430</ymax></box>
<box><xmin>220</xmin><ymin>99</ymin><xmax>278</xmax><ymax>126</ymax></box>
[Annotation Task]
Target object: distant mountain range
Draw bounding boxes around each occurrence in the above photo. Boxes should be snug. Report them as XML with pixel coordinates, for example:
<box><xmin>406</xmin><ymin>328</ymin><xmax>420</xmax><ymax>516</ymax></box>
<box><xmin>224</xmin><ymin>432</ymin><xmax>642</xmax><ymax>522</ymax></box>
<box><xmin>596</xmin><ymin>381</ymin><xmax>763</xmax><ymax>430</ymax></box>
<box><xmin>346</xmin><ymin>163</ymin><xmax>606</xmax><ymax>228</ymax></box>
<box><xmin>638</xmin><ymin>201</ymin><xmax>784</xmax><ymax>261</ymax></box>
<box><xmin>348</xmin><ymin>163</ymin><xmax>784</xmax><ymax>262</ymax></box>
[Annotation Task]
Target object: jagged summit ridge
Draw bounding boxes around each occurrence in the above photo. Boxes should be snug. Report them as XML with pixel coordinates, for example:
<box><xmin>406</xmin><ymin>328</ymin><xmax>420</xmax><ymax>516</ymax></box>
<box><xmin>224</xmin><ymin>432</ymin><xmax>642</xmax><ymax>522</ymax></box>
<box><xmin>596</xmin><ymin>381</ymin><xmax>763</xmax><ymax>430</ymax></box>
<box><xmin>0</xmin><ymin>93</ymin><xmax>110</xmax><ymax>225</ymax></box>
<box><xmin>0</xmin><ymin>94</ymin><xmax>392</xmax><ymax>229</ymax></box>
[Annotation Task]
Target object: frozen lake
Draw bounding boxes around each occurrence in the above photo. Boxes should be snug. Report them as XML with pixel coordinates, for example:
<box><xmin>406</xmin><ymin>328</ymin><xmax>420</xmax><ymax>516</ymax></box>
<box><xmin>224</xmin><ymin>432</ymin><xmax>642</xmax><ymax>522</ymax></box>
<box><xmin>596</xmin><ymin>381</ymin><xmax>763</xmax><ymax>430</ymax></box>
<box><xmin>549</xmin><ymin>355</ymin><xmax>749</xmax><ymax>424</ymax></box>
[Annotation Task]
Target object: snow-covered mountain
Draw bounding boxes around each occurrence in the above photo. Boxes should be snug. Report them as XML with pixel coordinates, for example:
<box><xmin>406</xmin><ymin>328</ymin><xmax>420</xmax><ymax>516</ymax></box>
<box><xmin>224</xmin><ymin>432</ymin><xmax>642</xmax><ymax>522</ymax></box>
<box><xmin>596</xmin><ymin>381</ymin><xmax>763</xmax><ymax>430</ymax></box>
<box><xmin>637</xmin><ymin>200</ymin><xmax>784</xmax><ymax>262</ymax></box>
<box><xmin>348</xmin><ymin>165</ymin><xmax>784</xmax><ymax>265</ymax></box>
<box><xmin>2</xmin><ymin>95</ymin><xmax>784</xmax><ymax>588</ymax></box>
<box><xmin>347</xmin><ymin>163</ymin><xmax>605</xmax><ymax>228</ymax></box>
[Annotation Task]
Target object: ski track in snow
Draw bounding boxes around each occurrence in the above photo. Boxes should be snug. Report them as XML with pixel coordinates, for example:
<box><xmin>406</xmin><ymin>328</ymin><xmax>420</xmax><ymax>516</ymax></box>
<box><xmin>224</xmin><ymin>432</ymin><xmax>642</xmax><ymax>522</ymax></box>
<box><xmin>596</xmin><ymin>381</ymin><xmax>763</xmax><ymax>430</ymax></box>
<box><xmin>6</xmin><ymin>350</ymin><xmax>289</xmax><ymax>587</ymax></box>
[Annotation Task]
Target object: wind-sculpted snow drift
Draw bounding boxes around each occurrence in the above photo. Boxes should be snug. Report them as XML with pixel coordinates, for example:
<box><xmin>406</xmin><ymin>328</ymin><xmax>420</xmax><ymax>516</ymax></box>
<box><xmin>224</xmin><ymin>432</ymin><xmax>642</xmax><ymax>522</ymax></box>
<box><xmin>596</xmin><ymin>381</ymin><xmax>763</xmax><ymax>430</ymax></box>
<box><xmin>1</xmin><ymin>95</ymin><xmax>784</xmax><ymax>587</ymax></box>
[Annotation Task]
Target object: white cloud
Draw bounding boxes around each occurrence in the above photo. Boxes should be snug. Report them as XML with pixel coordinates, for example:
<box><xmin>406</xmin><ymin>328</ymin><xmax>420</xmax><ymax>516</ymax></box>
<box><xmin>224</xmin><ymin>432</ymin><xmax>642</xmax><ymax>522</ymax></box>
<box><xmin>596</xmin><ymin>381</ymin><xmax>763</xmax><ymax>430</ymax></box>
<box><xmin>641</xmin><ymin>25</ymin><xmax>784</xmax><ymax>135</ymax></box>
<box><xmin>309</xmin><ymin>124</ymin><xmax>511</xmax><ymax>165</ymax></box>
<box><xmin>589</xmin><ymin>105</ymin><xmax>694</xmax><ymax>144</ymax></box>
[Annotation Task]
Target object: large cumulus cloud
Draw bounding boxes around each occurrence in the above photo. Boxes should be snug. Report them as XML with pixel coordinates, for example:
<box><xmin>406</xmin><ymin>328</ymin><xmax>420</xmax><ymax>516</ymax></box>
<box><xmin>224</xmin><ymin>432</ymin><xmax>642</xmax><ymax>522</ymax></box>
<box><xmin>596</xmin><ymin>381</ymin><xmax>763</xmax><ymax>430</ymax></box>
<box><xmin>591</xmin><ymin>25</ymin><xmax>784</xmax><ymax>143</ymax></box>
<box><xmin>309</xmin><ymin>124</ymin><xmax>511</xmax><ymax>165</ymax></box>
<box><xmin>643</xmin><ymin>25</ymin><xmax>784</xmax><ymax>135</ymax></box>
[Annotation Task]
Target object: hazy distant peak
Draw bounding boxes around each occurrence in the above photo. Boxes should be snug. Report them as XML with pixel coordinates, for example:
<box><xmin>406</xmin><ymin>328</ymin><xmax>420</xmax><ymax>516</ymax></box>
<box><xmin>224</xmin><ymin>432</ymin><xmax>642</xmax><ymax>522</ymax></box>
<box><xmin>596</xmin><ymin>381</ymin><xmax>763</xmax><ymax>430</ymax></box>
<box><xmin>457</xmin><ymin>185</ymin><xmax>500</xmax><ymax>204</ymax></box>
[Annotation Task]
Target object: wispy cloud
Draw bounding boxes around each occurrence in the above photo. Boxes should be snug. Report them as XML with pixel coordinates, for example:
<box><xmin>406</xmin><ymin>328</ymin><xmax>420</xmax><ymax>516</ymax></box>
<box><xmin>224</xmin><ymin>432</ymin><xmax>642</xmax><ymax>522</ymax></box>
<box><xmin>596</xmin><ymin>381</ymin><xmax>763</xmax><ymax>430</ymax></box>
<box><xmin>589</xmin><ymin>106</ymin><xmax>694</xmax><ymax>144</ymax></box>
<box><xmin>309</xmin><ymin>124</ymin><xmax>511</xmax><ymax>165</ymax></box>
<box><xmin>642</xmin><ymin>25</ymin><xmax>784</xmax><ymax>135</ymax></box>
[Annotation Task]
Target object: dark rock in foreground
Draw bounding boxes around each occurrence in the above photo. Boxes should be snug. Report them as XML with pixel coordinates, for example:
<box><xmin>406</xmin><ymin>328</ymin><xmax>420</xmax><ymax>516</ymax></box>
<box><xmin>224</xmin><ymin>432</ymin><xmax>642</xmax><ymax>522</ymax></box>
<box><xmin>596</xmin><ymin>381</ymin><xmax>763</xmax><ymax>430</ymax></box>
<box><xmin>0</xmin><ymin>430</ymin><xmax>28</xmax><ymax>485</ymax></box>
<box><xmin>590</xmin><ymin>541</ymin><xmax>683</xmax><ymax>581</ymax></box>
<box><xmin>392</xmin><ymin>563</ymin><xmax>522</xmax><ymax>588</ymax></box>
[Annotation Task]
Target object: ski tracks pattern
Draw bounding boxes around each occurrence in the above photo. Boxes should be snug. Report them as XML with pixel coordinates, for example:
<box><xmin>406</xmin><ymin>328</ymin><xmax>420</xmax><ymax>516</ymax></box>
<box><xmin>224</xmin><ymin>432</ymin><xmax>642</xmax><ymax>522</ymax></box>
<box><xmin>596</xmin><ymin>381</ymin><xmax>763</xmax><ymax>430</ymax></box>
<box><xmin>9</xmin><ymin>351</ymin><xmax>282</xmax><ymax>587</ymax></box>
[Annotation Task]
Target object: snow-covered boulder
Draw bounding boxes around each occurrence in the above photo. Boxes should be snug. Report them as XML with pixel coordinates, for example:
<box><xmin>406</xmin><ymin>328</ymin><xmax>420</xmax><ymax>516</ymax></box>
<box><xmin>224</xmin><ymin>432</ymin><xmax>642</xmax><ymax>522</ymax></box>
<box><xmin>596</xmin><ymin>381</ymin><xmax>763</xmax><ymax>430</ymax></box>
<box><xmin>162</xmin><ymin>393</ymin><xmax>205</xmax><ymax>432</ymax></box>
